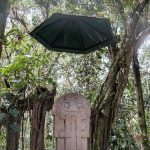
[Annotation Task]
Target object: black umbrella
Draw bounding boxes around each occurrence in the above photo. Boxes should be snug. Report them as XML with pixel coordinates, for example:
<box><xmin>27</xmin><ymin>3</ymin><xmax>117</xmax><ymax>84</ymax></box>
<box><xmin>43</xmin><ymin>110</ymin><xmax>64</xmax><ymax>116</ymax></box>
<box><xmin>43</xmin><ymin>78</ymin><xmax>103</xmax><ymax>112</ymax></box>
<box><xmin>29</xmin><ymin>13</ymin><xmax>114</xmax><ymax>54</ymax></box>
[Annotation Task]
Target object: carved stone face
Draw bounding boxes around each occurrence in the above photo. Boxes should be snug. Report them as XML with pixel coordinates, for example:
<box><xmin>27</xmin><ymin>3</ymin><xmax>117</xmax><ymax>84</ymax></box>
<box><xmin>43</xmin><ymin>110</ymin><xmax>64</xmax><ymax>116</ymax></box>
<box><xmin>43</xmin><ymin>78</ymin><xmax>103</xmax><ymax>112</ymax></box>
<box><xmin>63</xmin><ymin>100</ymin><xmax>83</xmax><ymax>112</ymax></box>
<box><xmin>52</xmin><ymin>93</ymin><xmax>91</xmax><ymax>119</ymax></box>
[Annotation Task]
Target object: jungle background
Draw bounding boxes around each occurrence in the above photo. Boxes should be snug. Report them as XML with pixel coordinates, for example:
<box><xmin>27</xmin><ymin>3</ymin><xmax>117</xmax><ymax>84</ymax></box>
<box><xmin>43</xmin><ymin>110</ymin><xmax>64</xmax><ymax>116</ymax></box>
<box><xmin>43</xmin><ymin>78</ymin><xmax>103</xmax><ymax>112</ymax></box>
<box><xmin>0</xmin><ymin>0</ymin><xmax>150</xmax><ymax>150</ymax></box>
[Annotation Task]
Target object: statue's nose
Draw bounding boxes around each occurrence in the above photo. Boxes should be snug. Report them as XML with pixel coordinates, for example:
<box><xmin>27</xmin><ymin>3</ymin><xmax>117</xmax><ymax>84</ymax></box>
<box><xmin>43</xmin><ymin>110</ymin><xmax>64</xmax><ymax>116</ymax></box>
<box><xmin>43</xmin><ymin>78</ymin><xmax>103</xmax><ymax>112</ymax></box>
<box><xmin>70</xmin><ymin>105</ymin><xmax>77</xmax><ymax>111</ymax></box>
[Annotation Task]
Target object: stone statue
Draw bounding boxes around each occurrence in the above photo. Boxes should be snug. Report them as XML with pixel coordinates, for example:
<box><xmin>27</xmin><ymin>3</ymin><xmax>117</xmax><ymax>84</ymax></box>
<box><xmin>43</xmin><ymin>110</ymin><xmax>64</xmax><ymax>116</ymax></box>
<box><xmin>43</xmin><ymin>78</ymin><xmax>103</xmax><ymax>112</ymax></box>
<box><xmin>52</xmin><ymin>93</ymin><xmax>91</xmax><ymax>150</ymax></box>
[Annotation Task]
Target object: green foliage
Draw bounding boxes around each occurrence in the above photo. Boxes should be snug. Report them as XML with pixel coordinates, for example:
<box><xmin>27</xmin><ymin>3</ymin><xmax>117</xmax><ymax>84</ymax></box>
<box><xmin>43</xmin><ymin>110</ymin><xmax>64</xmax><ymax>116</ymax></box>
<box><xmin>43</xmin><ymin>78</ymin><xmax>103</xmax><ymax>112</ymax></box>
<box><xmin>10</xmin><ymin>122</ymin><xmax>21</xmax><ymax>132</ymax></box>
<box><xmin>0</xmin><ymin>0</ymin><xmax>150</xmax><ymax>149</ymax></box>
<box><xmin>0</xmin><ymin>130</ymin><xmax>6</xmax><ymax>149</ymax></box>
<box><xmin>46</xmin><ymin>134</ymin><xmax>53</xmax><ymax>141</ymax></box>
<box><xmin>9</xmin><ymin>108</ymin><xmax>19</xmax><ymax>118</ymax></box>
<box><xmin>0</xmin><ymin>113</ymin><xmax>5</xmax><ymax>122</ymax></box>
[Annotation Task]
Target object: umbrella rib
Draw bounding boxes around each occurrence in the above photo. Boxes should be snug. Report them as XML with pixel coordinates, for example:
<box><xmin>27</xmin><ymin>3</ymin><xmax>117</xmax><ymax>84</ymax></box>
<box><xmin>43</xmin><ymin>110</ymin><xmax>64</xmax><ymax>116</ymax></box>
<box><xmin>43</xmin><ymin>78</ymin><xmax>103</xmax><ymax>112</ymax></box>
<box><xmin>51</xmin><ymin>20</ymin><xmax>69</xmax><ymax>46</ymax></box>
<box><xmin>86</xmin><ymin>39</ymin><xmax>107</xmax><ymax>50</ymax></box>
<box><xmin>31</xmin><ymin>17</ymin><xmax>66</xmax><ymax>33</ymax></box>
<box><xmin>82</xmin><ymin>20</ymin><xmax>108</xmax><ymax>39</ymax></box>
<box><xmin>77</xmin><ymin>22</ymin><xmax>85</xmax><ymax>50</ymax></box>
<box><xmin>43</xmin><ymin>18</ymin><xmax>67</xmax><ymax>29</ymax></box>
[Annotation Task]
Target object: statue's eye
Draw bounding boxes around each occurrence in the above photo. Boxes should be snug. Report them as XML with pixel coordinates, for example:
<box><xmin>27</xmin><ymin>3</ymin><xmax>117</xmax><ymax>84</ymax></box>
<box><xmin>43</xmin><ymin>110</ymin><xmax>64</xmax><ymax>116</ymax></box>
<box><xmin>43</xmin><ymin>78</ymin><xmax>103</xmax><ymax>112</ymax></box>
<box><xmin>77</xmin><ymin>103</ymin><xmax>82</xmax><ymax>109</ymax></box>
<box><xmin>64</xmin><ymin>102</ymin><xmax>71</xmax><ymax>109</ymax></box>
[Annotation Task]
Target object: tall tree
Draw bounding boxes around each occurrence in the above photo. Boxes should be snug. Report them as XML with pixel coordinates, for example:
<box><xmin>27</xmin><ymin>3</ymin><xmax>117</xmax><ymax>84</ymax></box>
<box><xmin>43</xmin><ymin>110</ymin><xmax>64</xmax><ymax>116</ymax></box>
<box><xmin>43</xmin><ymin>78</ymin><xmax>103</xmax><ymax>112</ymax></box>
<box><xmin>0</xmin><ymin>0</ymin><xmax>8</xmax><ymax>57</ymax></box>
<box><xmin>91</xmin><ymin>0</ymin><xmax>150</xmax><ymax>150</ymax></box>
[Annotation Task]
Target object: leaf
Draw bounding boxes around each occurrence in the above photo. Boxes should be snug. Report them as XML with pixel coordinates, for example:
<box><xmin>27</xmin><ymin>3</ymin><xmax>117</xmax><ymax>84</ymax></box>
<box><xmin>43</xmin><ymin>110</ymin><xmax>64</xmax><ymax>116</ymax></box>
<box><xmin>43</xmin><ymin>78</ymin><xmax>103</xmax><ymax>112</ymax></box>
<box><xmin>0</xmin><ymin>113</ymin><xmax>5</xmax><ymax>122</ymax></box>
<box><xmin>9</xmin><ymin>108</ymin><xmax>19</xmax><ymax>118</ymax></box>
<box><xmin>112</xmin><ymin>135</ymin><xmax>117</xmax><ymax>141</ymax></box>
<box><xmin>5</xmin><ymin>29</ymin><xmax>20</xmax><ymax>37</ymax></box>
<box><xmin>46</xmin><ymin>134</ymin><xmax>53</xmax><ymax>141</ymax></box>
<box><xmin>39</xmin><ymin>92</ymin><xmax>47</xmax><ymax>98</ymax></box>
<box><xmin>10</xmin><ymin>122</ymin><xmax>20</xmax><ymax>132</ymax></box>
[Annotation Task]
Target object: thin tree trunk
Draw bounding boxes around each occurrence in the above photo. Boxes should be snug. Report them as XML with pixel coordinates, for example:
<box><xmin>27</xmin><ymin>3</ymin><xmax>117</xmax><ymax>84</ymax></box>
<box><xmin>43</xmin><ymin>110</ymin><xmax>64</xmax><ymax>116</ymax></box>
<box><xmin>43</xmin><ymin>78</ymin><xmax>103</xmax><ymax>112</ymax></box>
<box><xmin>6</xmin><ymin>113</ymin><xmax>21</xmax><ymax>150</ymax></box>
<box><xmin>0</xmin><ymin>0</ymin><xmax>8</xmax><ymax>57</ymax></box>
<box><xmin>133</xmin><ymin>27</ymin><xmax>150</xmax><ymax>150</ymax></box>
<box><xmin>30</xmin><ymin>87</ymin><xmax>56</xmax><ymax>150</ymax></box>
<box><xmin>133</xmin><ymin>56</ymin><xmax>149</xmax><ymax>149</ymax></box>
<box><xmin>30</xmin><ymin>98</ymin><xmax>47</xmax><ymax>150</ymax></box>
<box><xmin>91</xmin><ymin>1</ymin><xmax>149</xmax><ymax>150</ymax></box>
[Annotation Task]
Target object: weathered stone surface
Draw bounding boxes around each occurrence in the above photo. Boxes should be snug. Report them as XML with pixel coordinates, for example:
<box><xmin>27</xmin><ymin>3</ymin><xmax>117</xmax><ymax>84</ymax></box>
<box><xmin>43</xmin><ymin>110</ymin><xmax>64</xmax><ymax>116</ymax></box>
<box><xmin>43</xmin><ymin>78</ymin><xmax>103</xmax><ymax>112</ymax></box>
<box><xmin>52</xmin><ymin>93</ymin><xmax>91</xmax><ymax>150</ymax></box>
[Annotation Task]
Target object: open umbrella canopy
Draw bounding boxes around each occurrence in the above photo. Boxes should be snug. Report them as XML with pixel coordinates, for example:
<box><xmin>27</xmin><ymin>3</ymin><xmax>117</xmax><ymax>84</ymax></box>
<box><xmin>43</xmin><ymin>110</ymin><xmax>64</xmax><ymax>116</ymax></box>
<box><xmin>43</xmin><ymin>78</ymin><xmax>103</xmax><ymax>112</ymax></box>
<box><xmin>29</xmin><ymin>13</ymin><xmax>114</xmax><ymax>54</ymax></box>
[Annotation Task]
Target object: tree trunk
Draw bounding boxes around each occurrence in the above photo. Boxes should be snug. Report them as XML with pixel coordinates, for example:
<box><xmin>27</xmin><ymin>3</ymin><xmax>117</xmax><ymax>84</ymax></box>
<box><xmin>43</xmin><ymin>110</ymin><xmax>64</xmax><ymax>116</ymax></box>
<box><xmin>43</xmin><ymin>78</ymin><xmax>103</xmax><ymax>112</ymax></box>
<box><xmin>133</xmin><ymin>27</ymin><xmax>150</xmax><ymax>149</ymax></box>
<box><xmin>30</xmin><ymin>98</ymin><xmax>47</xmax><ymax>150</ymax></box>
<box><xmin>91</xmin><ymin>1</ymin><xmax>149</xmax><ymax>150</ymax></box>
<box><xmin>0</xmin><ymin>0</ymin><xmax>8</xmax><ymax>57</ymax></box>
<box><xmin>91</xmin><ymin>51</ymin><xmax>129</xmax><ymax>150</ymax></box>
<box><xmin>6</xmin><ymin>113</ymin><xmax>21</xmax><ymax>150</ymax></box>
<box><xmin>30</xmin><ymin>87</ymin><xmax>56</xmax><ymax>150</ymax></box>
<box><xmin>133</xmin><ymin>56</ymin><xmax>149</xmax><ymax>149</ymax></box>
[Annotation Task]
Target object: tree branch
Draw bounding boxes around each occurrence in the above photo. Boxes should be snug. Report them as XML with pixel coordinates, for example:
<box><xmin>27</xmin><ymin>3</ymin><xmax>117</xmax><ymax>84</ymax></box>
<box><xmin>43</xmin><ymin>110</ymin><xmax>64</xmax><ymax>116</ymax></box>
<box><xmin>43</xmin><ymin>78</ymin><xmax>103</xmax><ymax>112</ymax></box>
<box><xmin>134</xmin><ymin>27</ymin><xmax>150</xmax><ymax>54</ymax></box>
<box><xmin>12</xmin><ymin>7</ymin><xmax>28</xmax><ymax>32</ymax></box>
<box><xmin>132</xmin><ymin>0</ymin><xmax>150</xmax><ymax>26</ymax></box>
<box><xmin>114</xmin><ymin>0</ymin><xmax>126</xmax><ymax>22</ymax></box>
